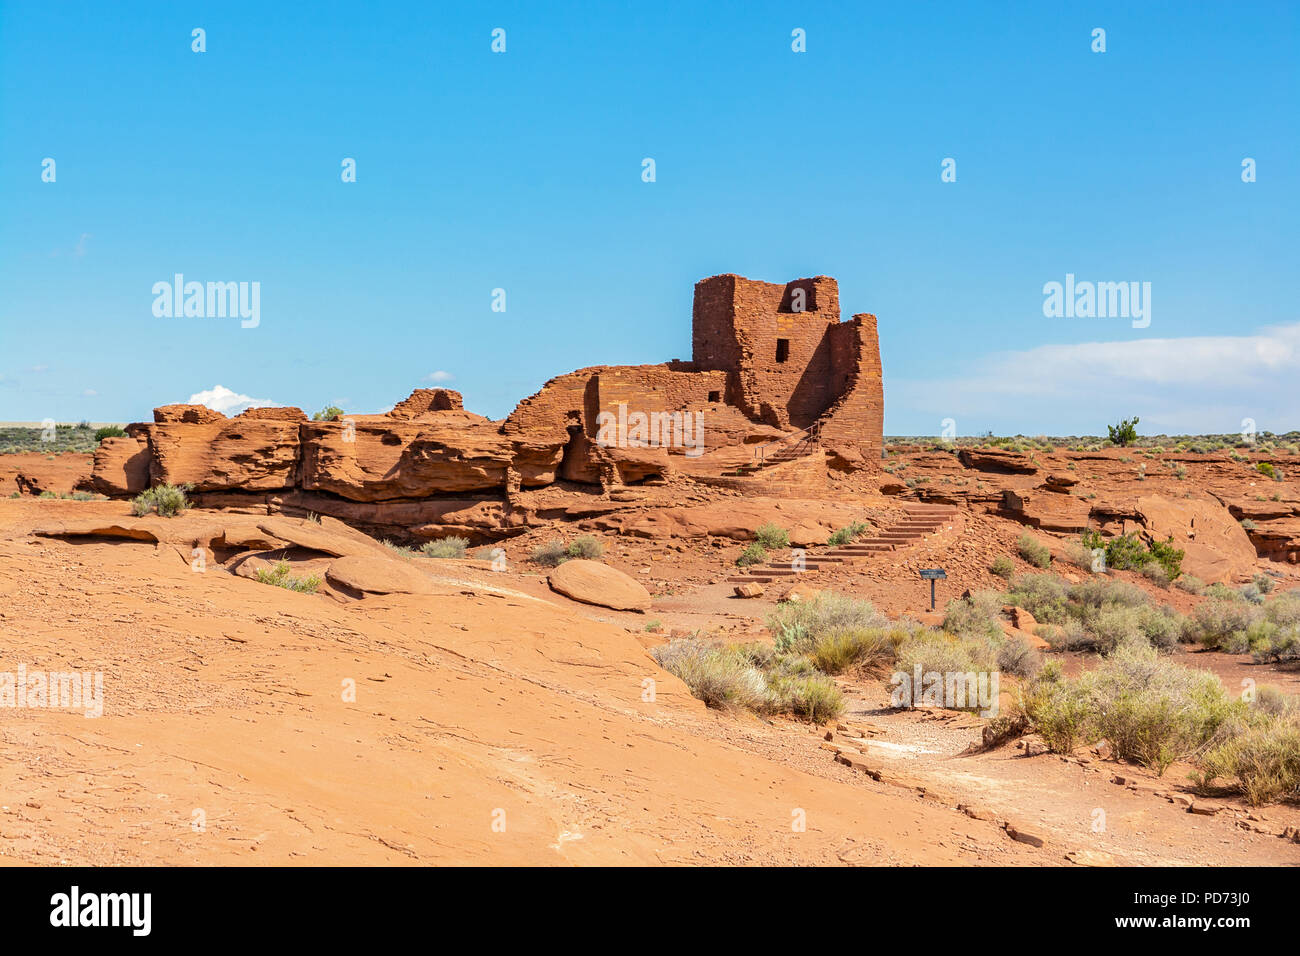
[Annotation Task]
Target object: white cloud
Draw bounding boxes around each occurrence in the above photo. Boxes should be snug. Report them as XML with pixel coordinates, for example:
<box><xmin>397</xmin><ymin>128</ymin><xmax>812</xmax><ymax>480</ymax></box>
<box><xmin>83</xmin><ymin>389</ymin><xmax>97</xmax><ymax>397</ymax></box>
<box><xmin>890</xmin><ymin>321</ymin><xmax>1300</xmax><ymax>435</ymax></box>
<box><xmin>187</xmin><ymin>385</ymin><xmax>279</xmax><ymax>416</ymax></box>
<box><xmin>422</xmin><ymin>370</ymin><xmax>454</xmax><ymax>383</ymax></box>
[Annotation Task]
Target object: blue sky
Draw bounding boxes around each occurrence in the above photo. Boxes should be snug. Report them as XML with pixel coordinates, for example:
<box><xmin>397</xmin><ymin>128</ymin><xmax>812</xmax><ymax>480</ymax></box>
<box><xmin>1</xmin><ymin>0</ymin><xmax>1296</xmax><ymax>435</ymax></box>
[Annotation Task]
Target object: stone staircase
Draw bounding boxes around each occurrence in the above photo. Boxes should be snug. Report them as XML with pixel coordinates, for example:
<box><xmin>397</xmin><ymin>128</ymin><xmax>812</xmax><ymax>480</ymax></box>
<box><xmin>732</xmin><ymin>423</ymin><xmax>821</xmax><ymax>476</ymax></box>
<box><xmin>726</xmin><ymin>503</ymin><xmax>959</xmax><ymax>585</ymax></box>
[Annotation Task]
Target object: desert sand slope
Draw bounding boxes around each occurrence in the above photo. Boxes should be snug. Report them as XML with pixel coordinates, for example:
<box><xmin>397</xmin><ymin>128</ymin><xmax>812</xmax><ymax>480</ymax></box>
<box><xmin>0</xmin><ymin>501</ymin><xmax>1036</xmax><ymax>865</ymax></box>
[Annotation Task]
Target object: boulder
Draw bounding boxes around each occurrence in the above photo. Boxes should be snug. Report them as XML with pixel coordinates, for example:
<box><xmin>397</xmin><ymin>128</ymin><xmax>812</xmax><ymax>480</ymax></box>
<box><xmin>1132</xmin><ymin>494</ymin><xmax>1257</xmax><ymax>583</ymax></box>
<box><xmin>733</xmin><ymin>582</ymin><xmax>765</xmax><ymax>598</ymax></box>
<box><xmin>256</xmin><ymin>516</ymin><xmax>388</xmax><ymax>558</ymax></box>
<box><xmin>547</xmin><ymin>560</ymin><xmax>652</xmax><ymax>612</ymax></box>
<box><xmin>780</xmin><ymin>582</ymin><xmax>822</xmax><ymax>603</ymax></box>
<box><xmin>324</xmin><ymin>554</ymin><xmax>436</xmax><ymax>595</ymax></box>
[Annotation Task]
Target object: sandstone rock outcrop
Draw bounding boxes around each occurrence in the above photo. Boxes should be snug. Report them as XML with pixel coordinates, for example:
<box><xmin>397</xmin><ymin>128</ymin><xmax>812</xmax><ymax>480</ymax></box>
<box><xmin>89</xmin><ymin>273</ymin><xmax>887</xmax><ymax>541</ymax></box>
<box><xmin>547</xmin><ymin>560</ymin><xmax>652</xmax><ymax>612</ymax></box>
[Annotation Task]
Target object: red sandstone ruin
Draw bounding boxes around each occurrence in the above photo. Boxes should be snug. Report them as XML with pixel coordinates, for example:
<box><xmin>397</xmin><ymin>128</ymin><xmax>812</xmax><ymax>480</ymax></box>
<box><xmin>90</xmin><ymin>274</ymin><xmax>884</xmax><ymax>540</ymax></box>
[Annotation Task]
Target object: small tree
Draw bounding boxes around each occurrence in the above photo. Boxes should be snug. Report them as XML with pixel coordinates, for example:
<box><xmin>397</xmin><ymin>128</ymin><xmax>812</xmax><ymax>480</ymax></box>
<box><xmin>1107</xmin><ymin>417</ymin><xmax>1140</xmax><ymax>447</ymax></box>
<box><xmin>313</xmin><ymin>405</ymin><xmax>345</xmax><ymax>422</ymax></box>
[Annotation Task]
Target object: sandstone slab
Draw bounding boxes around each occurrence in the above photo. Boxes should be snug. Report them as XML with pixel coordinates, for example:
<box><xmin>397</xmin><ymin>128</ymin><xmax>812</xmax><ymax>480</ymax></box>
<box><xmin>547</xmin><ymin>560</ymin><xmax>651</xmax><ymax>612</ymax></box>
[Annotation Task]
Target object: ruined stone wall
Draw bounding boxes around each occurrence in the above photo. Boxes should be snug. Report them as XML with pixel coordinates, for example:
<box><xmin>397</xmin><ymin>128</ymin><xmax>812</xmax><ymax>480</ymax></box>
<box><xmin>816</xmin><ymin>314</ymin><xmax>885</xmax><ymax>466</ymax></box>
<box><xmin>692</xmin><ymin>274</ymin><xmax>841</xmax><ymax>429</ymax></box>
<box><xmin>592</xmin><ymin>367</ymin><xmax>729</xmax><ymax>428</ymax></box>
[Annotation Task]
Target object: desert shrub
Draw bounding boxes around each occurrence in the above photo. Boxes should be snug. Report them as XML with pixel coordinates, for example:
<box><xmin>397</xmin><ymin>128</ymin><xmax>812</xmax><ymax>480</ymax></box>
<box><xmin>1005</xmin><ymin>573</ymin><xmax>1070</xmax><ymax>623</ymax></box>
<box><xmin>1065</xmin><ymin>541</ymin><xmax>1098</xmax><ymax>571</ymax></box>
<box><xmin>651</xmin><ymin>641</ymin><xmax>766</xmax><ymax>711</ymax></box>
<box><xmin>565</xmin><ymin>535</ymin><xmax>604</xmax><ymax>560</ymax></box>
<box><xmin>1141</xmin><ymin>563</ymin><xmax>1171</xmax><ymax>588</ymax></box>
<box><xmin>529</xmin><ymin>539</ymin><xmax>569</xmax><ymax>566</ymax></box>
<box><xmin>1252</xmin><ymin>685</ymin><xmax>1296</xmax><ymax>718</ymax></box>
<box><xmin>1017</xmin><ymin>533</ymin><xmax>1051</xmax><ymax>569</ymax></box>
<box><xmin>644</xmin><ymin>620</ymin><xmax>663</xmax><ymax>633</ymax></box>
<box><xmin>1069</xmin><ymin>577</ymin><xmax>1150</xmax><ymax>611</ymax></box>
<box><xmin>422</xmin><ymin>536</ymin><xmax>468</xmax><ymax>559</ymax></box>
<box><xmin>1204</xmin><ymin>582</ymin><xmax>1243</xmax><ymax>602</ymax></box>
<box><xmin>312</xmin><ymin>405</ymin><xmax>344</xmax><ymax>422</ymax></box>
<box><xmin>1175</xmin><ymin>574</ymin><xmax>1205</xmax><ymax>595</ymax></box>
<box><xmin>1089</xmin><ymin>644</ymin><xmax>1238</xmax><ymax>775</ymax></box>
<box><xmin>1102</xmin><ymin>532</ymin><xmax>1150</xmax><ymax>571</ymax></box>
<box><xmin>765</xmin><ymin>673</ymin><xmax>844</xmax><ymax>722</ymax></box>
<box><xmin>1238</xmin><ymin>582</ymin><xmax>1265</xmax><ymax>605</ymax></box>
<box><xmin>942</xmin><ymin>590</ymin><xmax>1005</xmax><ymax>640</ymax></box>
<box><xmin>996</xmin><ymin>634</ymin><xmax>1042</xmax><ymax>678</ymax></box>
<box><xmin>1040</xmin><ymin>618</ymin><xmax>1092</xmax><ymax>652</ymax></box>
<box><xmin>131</xmin><ymin>483</ymin><xmax>191</xmax><ymax>517</ymax></box>
<box><xmin>1183</xmin><ymin>599</ymin><xmax>1261</xmax><ymax>650</ymax></box>
<box><xmin>1265</xmin><ymin>594</ymin><xmax>1300</xmax><ymax>628</ymax></box>
<box><xmin>1148</xmin><ymin>536</ymin><xmax>1186</xmax><ymax>582</ymax></box>
<box><xmin>1251</xmin><ymin>625</ymin><xmax>1300</xmax><ymax>664</ymax></box>
<box><xmin>1024</xmin><ymin>645</ymin><xmax>1239</xmax><ymax>774</ymax></box>
<box><xmin>754</xmin><ymin>522</ymin><xmax>790</xmax><ymax>550</ymax></box>
<box><xmin>736</xmin><ymin>543</ymin><xmax>767</xmax><ymax>567</ymax></box>
<box><xmin>1021</xmin><ymin>662</ymin><xmax>1093</xmax><ymax>754</ymax></box>
<box><xmin>1252</xmin><ymin>573</ymin><xmax>1276</xmax><ymax>595</ymax></box>
<box><xmin>895</xmin><ymin>630</ymin><xmax>994</xmax><ymax>677</ymax></box>
<box><xmin>1107</xmin><ymin>416</ymin><xmax>1140</xmax><ymax>446</ymax></box>
<box><xmin>255</xmin><ymin>560</ymin><xmax>322</xmax><ymax>594</ymax></box>
<box><xmin>381</xmin><ymin>539</ymin><xmax>415</xmax><ymax>558</ymax></box>
<box><xmin>827</xmin><ymin>521</ymin><xmax>869</xmax><ymax>547</ymax></box>
<box><xmin>1198</xmin><ymin>714</ymin><xmax>1300</xmax><ymax>805</ymax></box>
<box><xmin>1256</xmin><ymin>462</ymin><xmax>1279</xmax><ymax>480</ymax></box>
<box><xmin>94</xmin><ymin>425</ymin><xmax>127</xmax><ymax>442</ymax></box>
<box><xmin>990</xmin><ymin>555</ymin><xmax>1015</xmax><ymax>579</ymax></box>
<box><xmin>809</xmin><ymin>627</ymin><xmax>899</xmax><ymax>675</ymax></box>
<box><xmin>766</xmin><ymin>592</ymin><xmax>888</xmax><ymax>653</ymax></box>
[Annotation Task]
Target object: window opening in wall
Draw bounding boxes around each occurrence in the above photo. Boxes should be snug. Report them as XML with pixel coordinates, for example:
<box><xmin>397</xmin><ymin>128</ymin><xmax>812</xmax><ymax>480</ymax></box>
<box><xmin>775</xmin><ymin>339</ymin><xmax>790</xmax><ymax>363</ymax></box>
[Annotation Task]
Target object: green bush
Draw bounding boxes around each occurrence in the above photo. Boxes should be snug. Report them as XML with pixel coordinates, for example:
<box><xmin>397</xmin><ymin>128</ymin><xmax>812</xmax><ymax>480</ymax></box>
<box><xmin>1184</xmin><ymin>599</ymin><xmax>1260</xmax><ymax>651</ymax></box>
<box><xmin>529</xmin><ymin>539</ymin><xmax>568</xmax><ymax>566</ymax></box>
<box><xmin>1256</xmin><ymin>462</ymin><xmax>1279</xmax><ymax>481</ymax></box>
<box><xmin>1107</xmin><ymin>416</ymin><xmax>1140</xmax><ymax>447</ymax></box>
<box><xmin>765</xmin><ymin>673</ymin><xmax>844</xmax><ymax>722</ymax></box>
<box><xmin>1005</xmin><ymin>573</ymin><xmax>1070</xmax><ymax>623</ymax></box>
<box><xmin>1198</xmin><ymin>714</ymin><xmax>1300</xmax><ymax>805</ymax></box>
<box><xmin>827</xmin><ymin>521</ymin><xmax>869</xmax><ymax>547</ymax></box>
<box><xmin>1017</xmin><ymin>533</ymin><xmax>1051</xmax><ymax>569</ymax></box>
<box><xmin>94</xmin><ymin>425</ymin><xmax>127</xmax><ymax>443</ymax></box>
<box><xmin>312</xmin><ymin>405</ymin><xmax>344</xmax><ymax>422</ymax></box>
<box><xmin>809</xmin><ymin>627</ymin><xmax>900</xmax><ymax>675</ymax></box>
<box><xmin>754</xmin><ymin>522</ymin><xmax>790</xmax><ymax>550</ymax></box>
<box><xmin>996</xmin><ymin>634</ymin><xmax>1042</xmax><ymax>678</ymax></box>
<box><xmin>255</xmin><ymin>560</ymin><xmax>322</xmax><ymax>594</ymax></box>
<box><xmin>942</xmin><ymin>590</ymin><xmax>1005</xmax><ymax>640</ymax></box>
<box><xmin>736</xmin><ymin>543</ymin><xmax>767</xmax><ymax>567</ymax></box>
<box><xmin>651</xmin><ymin>641</ymin><xmax>766</xmax><ymax>711</ymax></box>
<box><xmin>565</xmin><ymin>535</ymin><xmax>604</xmax><ymax>560</ymax></box>
<box><xmin>766</xmin><ymin>592</ymin><xmax>888</xmax><ymax>653</ymax></box>
<box><xmin>1174</xmin><ymin>574</ymin><xmax>1204</xmax><ymax>595</ymax></box>
<box><xmin>990</xmin><ymin>555</ymin><xmax>1015</xmax><ymax>579</ymax></box>
<box><xmin>131</xmin><ymin>483</ymin><xmax>191</xmax><ymax>517</ymax></box>
<box><xmin>1022</xmin><ymin>644</ymin><xmax>1239</xmax><ymax>774</ymax></box>
<box><xmin>422</xmin><ymin>536</ymin><xmax>468</xmax><ymax>559</ymax></box>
